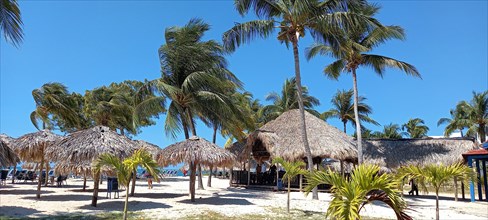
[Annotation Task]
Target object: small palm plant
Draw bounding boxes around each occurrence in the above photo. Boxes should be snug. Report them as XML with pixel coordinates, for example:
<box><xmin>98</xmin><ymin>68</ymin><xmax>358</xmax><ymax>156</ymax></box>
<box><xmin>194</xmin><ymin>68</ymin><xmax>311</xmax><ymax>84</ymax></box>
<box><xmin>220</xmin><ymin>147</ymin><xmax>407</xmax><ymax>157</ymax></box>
<box><xmin>93</xmin><ymin>149</ymin><xmax>160</xmax><ymax>220</ymax></box>
<box><xmin>305</xmin><ymin>164</ymin><xmax>411</xmax><ymax>220</ymax></box>
<box><xmin>398</xmin><ymin>163</ymin><xmax>475</xmax><ymax>220</ymax></box>
<box><xmin>272</xmin><ymin>157</ymin><xmax>307</xmax><ymax>213</ymax></box>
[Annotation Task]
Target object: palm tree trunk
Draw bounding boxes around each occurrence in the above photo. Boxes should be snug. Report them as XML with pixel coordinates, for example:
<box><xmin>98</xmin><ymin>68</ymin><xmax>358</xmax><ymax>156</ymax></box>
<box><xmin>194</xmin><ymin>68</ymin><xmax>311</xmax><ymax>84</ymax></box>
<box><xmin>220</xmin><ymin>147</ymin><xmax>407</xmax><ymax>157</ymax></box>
<box><xmin>44</xmin><ymin>162</ymin><xmax>50</xmax><ymax>186</ymax></box>
<box><xmin>291</xmin><ymin>37</ymin><xmax>317</xmax><ymax>200</ymax></box>
<box><xmin>11</xmin><ymin>166</ymin><xmax>16</xmax><ymax>184</ymax></box>
<box><xmin>197</xmin><ymin>164</ymin><xmax>204</xmax><ymax>190</ymax></box>
<box><xmin>123</xmin><ymin>183</ymin><xmax>130</xmax><ymax>220</ymax></box>
<box><xmin>189</xmin><ymin>162</ymin><xmax>196</xmax><ymax>202</ymax></box>
<box><xmin>352</xmin><ymin>68</ymin><xmax>363</xmax><ymax>164</ymax></box>
<box><xmin>343</xmin><ymin>122</ymin><xmax>347</xmax><ymax>133</ymax></box>
<box><xmin>435</xmin><ymin>189</ymin><xmax>440</xmax><ymax>220</ymax></box>
<box><xmin>91</xmin><ymin>170</ymin><xmax>100</xmax><ymax>207</ymax></box>
<box><xmin>83</xmin><ymin>171</ymin><xmax>87</xmax><ymax>191</ymax></box>
<box><xmin>130</xmin><ymin>168</ymin><xmax>136</xmax><ymax>196</ymax></box>
<box><xmin>207</xmin><ymin>165</ymin><xmax>213</xmax><ymax>187</ymax></box>
<box><xmin>479</xmin><ymin>123</ymin><xmax>486</xmax><ymax>143</ymax></box>
<box><xmin>36</xmin><ymin>156</ymin><xmax>44</xmax><ymax>199</ymax></box>
<box><xmin>287</xmin><ymin>178</ymin><xmax>291</xmax><ymax>213</ymax></box>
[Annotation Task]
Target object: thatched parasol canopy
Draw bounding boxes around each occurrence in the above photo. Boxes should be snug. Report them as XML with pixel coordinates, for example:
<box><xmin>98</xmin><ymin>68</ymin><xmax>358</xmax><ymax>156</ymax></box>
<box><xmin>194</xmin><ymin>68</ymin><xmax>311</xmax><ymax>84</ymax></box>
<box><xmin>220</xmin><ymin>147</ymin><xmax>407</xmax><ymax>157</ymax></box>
<box><xmin>363</xmin><ymin>138</ymin><xmax>477</xmax><ymax>170</ymax></box>
<box><xmin>135</xmin><ymin>140</ymin><xmax>161</xmax><ymax>160</ymax></box>
<box><xmin>46</xmin><ymin>126</ymin><xmax>138</xmax><ymax>164</ymax></box>
<box><xmin>157</xmin><ymin>136</ymin><xmax>235</xmax><ymax>168</ymax></box>
<box><xmin>0</xmin><ymin>134</ymin><xmax>20</xmax><ymax>167</ymax></box>
<box><xmin>245</xmin><ymin>109</ymin><xmax>357</xmax><ymax>162</ymax></box>
<box><xmin>13</xmin><ymin>130</ymin><xmax>63</xmax><ymax>162</ymax></box>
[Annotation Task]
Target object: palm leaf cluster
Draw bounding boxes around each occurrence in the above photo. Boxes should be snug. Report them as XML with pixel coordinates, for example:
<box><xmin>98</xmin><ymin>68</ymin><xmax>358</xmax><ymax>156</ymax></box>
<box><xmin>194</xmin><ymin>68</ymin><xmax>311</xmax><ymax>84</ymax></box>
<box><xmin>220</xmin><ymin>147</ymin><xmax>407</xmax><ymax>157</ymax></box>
<box><xmin>402</xmin><ymin>118</ymin><xmax>429</xmax><ymax>138</ymax></box>
<box><xmin>272</xmin><ymin>157</ymin><xmax>307</xmax><ymax>213</ymax></box>
<box><xmin>0</xmin><ymin>0</ymin><xmax>23</xmax><ymax>47</ymax></box>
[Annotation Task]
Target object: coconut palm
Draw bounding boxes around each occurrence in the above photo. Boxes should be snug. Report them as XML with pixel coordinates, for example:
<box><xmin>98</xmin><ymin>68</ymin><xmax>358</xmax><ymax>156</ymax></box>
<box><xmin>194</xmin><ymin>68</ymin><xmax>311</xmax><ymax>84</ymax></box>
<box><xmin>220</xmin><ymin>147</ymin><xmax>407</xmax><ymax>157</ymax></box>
<box><xmin>0</xmin><ymin>0</ymin><xmax>23</xmax><ymax>47</ymax></box>
<box><xmin>223</xmin><ymin>0</ymin><xmax>380</xmax><ymax>198</ymax></box>
<box><xmin>305</xmin><ymin>164</ymin><xmax>410</xmax><ymax>220</ymax></box>
<box><xmin>398</xmin><ymin>163</ymin><xmax>475</xmax><ymax>220</ymax></box>
<box><xmin>402</xmin><ymin>118</ymin><xmax>429</xmax><ymax>138</ymax></box>
<box><xmin>93</xmin><ymin>149</ymin><xmax>159</xmax><ymax>220</ymax></box>
<box><xmin>437</xmin><ymin>105</ymin><xmax>469</xmax><ymax>137</ymax></box>
<box><xmin>262</xmin><ymin>77</ymin><xmax>320</xmax><ymax>123</ymax></box>
<box><xmin>457</xmin><ymin>91</ymin><xmax>488</xmax><ymax>143</ymax></box>
<box><xmin>272</xmin><ymin>157</ymin><xmax>307</xmax><ymax>213</ymax></box>
<box><xmin>371</xmin><ymin>123</ymin><xmax>405</xmax><ymax>139</ymax></box>
<box><xmin>306</xmin><ymin>4</ymin><xmax>420</xmax><ymax>163</ymax></box>
<box><xmin>322</xmin><ymin>89</ymin><xmax>378</xmax><ymax>133</ymax></box>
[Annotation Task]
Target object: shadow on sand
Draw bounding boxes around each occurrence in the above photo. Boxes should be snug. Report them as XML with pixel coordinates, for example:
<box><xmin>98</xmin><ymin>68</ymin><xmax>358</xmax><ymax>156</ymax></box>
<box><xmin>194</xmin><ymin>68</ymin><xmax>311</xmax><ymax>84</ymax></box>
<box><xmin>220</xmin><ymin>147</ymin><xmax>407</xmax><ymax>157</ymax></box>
<box><xmin>79</xmin><ymin>201</ymin><xmax>171</xmax><ymax>211</ymax></box>
<box><xmin>405</xmin><ymin>194</ymin><xmax>469</xmax><ymax>202</ymax></box>
<box><xmin>0</xmin><ymin>189</ymin><xmax>55</xmax><ymax>195</ymax></box>
<box><xmin>0</xmin><ymin>206</ymin><xmax>41</xmax><ymax>216</ymax></box>
<box><xmin>133</xmin><ymin>192</ymin><xmax>187</xmax><ymax>199</ymax></box>
<box><xmin>22</xmin><ymin>194</ymin><xmax>94</xmax><ymax>202</ymax></box>
<box><xmin>178</xmin><ymin>196</ymin><xmax>253</xmax><ymax>205</ymax></box>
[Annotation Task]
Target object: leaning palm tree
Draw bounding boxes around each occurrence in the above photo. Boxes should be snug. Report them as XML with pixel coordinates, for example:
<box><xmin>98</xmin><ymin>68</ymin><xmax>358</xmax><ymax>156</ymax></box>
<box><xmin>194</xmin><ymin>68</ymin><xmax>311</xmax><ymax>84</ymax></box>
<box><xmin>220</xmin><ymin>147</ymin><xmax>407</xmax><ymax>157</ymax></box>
<box><xmin>402</xmin><ymin>118</ymin><xmax>429</xmax><ymax>138</ymax></box>
<box><xmin>262</xmin><ymin>77</ymin><xmax>320</xmax><ymax>122</ymax></box>
<box><xmin>272</xmin><ymin>157</ymin><xmax>307</xmax><ymax>213</ymax></box>
<box><xmin>398</xmin><ymin>163</ymin><xmax>475</xmax><ymax>220</ymax></box>
<box><xmin>0</xmin><ymin>0</ymin><xmax>23</xmax><ymax>47</ymax></box>
<box><xmin>306</xmin><ymin>164</ymin><xmax>411</xmax><ymax>220</ymax></box>
<box><xmin>93</xmin><ymin>149</ymin><xmax>160</xmax><ymax>220</ymax></box>
<box><xmin>322</xmin><ymin>89</ymin><xmax>378</xmax><ymax>133</ymax></box>
<box><xmin>223</xmin><ymin>0</ymin><xmax>379</xmax><ymax>199</ymax></box>
<box><xmin>437</xmin><ymin>105</ymin><xmax>469</xmax><ymax>137</ymax></box>
<box><xmin>306</xmin><ymin>5</ymin><xmax>420</xmax><ymax>163</ymax></box>
<box><xmin>457</xmin><ymin>91</ymin><xmax>488</xmax><ymax>143</ymax></box>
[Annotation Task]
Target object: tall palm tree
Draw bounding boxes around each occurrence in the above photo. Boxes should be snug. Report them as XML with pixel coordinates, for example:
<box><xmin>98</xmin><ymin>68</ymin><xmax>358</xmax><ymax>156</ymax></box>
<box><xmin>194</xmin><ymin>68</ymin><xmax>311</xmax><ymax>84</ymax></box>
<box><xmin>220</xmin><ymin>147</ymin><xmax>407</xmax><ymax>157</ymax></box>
<box><xmin>402</xmin><ymin>118</ymin><xmax>429</xmax><ymax>138</ymax></box>
<box><xmin>437</xmin><ymin>105</ymin><xmax>469</xmax><ymax>137</ymax></box>
<box><xmin>136</xmin><ymin>18</ymin><xmax>241</xmax><ymax>194</ymax></box>
<box><xmin>306</xmin><ymin>5</ymin><xmax>420</xmax><ymax>164</ymax></box>
<box><xmin>272</xmin><ymin>157</ymin><xmax>307</xmax><ymax>213</ymax></box>
<box><xmin>93</xmin><ymin>149</ymin><xmax>160</xmax><ymax>220</ymax></box>
<box><xmin>398</xmin><ymin>163</ymin><xmax>474</xmax><ymax>220</ymax></box>
<box><xmin>223</xmin><ymin>0</ymin><xmax>378</xmax><ymax>198</ymax></box>
<box><xmin>30</xmin><ymin>82</ymin><xmax>80</xmax><ymax>131</ymax></box>
<box><xmin>373</xmin><ymin>123</ymin><xmax>405</xmax><ymax>139</ymax></box>
<box><xmin>322</xmin><ymin>89</ymin><xmax>378</xmax><ymax>133</ymax></box>
<box><xmin>0</xmin><ymin>0</ymin><xmax>23</xmax><ymax>47</ymax></box>
<box><xmin>262</xmin><ymin>77</ymin><xmax>320</xmax><ymax>122</ymax></box>
<box><xmin>457</xmin><ymin>91</ymin><xmax>488</xmax><ymax>143</ymax></box>
<box><xmin>306</xmin><ymin>164</ymin><xmax>411</xmax><ymax>220</ymax></box>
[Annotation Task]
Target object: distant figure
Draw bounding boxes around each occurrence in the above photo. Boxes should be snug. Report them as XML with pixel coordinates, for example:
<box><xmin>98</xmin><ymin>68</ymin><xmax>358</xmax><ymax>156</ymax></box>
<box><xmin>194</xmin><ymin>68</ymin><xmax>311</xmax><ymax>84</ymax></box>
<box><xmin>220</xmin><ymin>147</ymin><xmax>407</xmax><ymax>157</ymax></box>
<box><xmin>144</xmin><ymin>172</ymin><xmax>153</xmax><ymax>189</ymax></box>
<box><xmin>261</xmin><ymin>163</ymin><xmax>267</xmax><ymax>173</ymax></box>
<box><xmin>270</xmin><ymin>164</ymin><xmax>277</xmax><ymax>184</ymax></box>
<box><xmin>183</xmin><ymin>169</ymin><xmax>187</xmax><ymax>177</ymax></box>
<box><xmin>408</xmin><ymin>179</ymin><xmax>418</xmax><ymax>196</ymax></box>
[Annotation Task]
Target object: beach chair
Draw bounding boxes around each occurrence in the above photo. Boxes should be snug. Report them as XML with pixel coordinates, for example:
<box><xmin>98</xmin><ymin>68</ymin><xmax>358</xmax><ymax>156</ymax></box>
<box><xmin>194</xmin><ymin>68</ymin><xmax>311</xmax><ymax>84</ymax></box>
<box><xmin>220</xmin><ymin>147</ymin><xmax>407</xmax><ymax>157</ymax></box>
<box><xmin>55</xmin><ymin>175</ymin><xmax>68</xmax><ymax>187</ymax></box>
<box><xmin>0</xmin><ymin>170</ymin><xmax>8</xmax><ymax>185</ymax></box>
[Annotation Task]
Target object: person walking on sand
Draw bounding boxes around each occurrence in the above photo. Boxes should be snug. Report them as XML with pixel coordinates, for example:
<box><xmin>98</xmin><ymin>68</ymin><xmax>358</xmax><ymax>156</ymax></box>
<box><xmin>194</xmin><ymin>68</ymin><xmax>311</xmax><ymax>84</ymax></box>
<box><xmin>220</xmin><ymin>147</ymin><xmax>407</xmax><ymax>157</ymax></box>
<box><xmin>144</xmin><ymin>171</ymin><xmax>153</xmax><ymax>189</ymax></box>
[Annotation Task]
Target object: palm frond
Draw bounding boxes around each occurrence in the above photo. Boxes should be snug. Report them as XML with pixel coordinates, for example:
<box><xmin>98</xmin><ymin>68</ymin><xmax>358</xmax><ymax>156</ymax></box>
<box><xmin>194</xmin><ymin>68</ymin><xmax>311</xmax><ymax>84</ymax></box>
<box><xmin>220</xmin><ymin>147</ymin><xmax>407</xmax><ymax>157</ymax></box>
<box><xmin>222</xmin><ymin>19</ymin><xmax>275</xmax><ymax>52</ymax></box>
<box><xmin>362</xmin><ymin>54</ymin><xmax>420</xmax><ymax>78</ymax></box>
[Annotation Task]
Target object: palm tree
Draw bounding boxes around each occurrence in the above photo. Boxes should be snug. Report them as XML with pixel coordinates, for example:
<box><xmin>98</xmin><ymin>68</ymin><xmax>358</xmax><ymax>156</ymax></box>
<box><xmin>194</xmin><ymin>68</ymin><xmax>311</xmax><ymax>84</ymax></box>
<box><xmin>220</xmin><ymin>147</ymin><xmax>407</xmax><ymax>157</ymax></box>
<box><xmin>262</xmin><ymin>77</ymin><xmax>320</xmax><ymax>122</ymax></box>
<box><xmin>223</xmin><ymin>0</ymin><xmax>378</xmax><ymax>199</ymax></box>
<box><xmin>322</xmin><ymin>89</ymin><xmax>378</xmax><ymax>133</ymax></box>
<box><xmin>398</xmin><ymin>163</ymin><xmax>475</xmax><ymax>220</ymax></box>
<box><xmin>437</xmin><ymin>105</ymin><xmax>469</xmax><ymax>137</ymax></box>
<box><xmin>305</xmin><ymin>164</ymin><xmax>410</xmax><ymax>220</ymax></box>
<box><xmin>93</xmin><ymin>149</ymin><xmax>160</xmax><ymax>220</ymax></box>
<box><xmin>402</xmin><ymin>118</ymin><xmax>429</xmax><ymax>138</ymax></box>
<box><xmin>306</xmin><ymin>5</ymin><xmax>420</xmax><ymax>164</ymax></box>
<box><xmin>372</xmin><ymin>123</ymin><xmax>405</xmax><ymax>139</ymax></box>
<box><xmin>0</xmin><ymin>0</ymin><xmax>23</xmax><ymax>47</ymax></box>
<box><xmin>272</xmin><ymin>157</ymin><xmax>307</xmax><ymax>213</ymax></box>
<box><xmin>457</xmin><ymin>91</ymin><xmax>488</xmax><ymax>143</ymax></box>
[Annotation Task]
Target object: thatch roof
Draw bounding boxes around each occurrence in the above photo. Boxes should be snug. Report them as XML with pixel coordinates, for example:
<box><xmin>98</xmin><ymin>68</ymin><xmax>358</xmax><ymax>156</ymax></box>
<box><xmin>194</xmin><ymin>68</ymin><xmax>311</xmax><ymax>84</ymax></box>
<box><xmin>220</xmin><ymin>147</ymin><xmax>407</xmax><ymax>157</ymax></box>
<box><xmin>246</xmin><ymin>109</ymin><xmax>357</xmax><ymax>161</ymax></box>
<box><xmin>45</xmin><ymin>126</ymin><xmax>138</xmax><ymax>167</ymax></box>
<box><xmin>157</xmin><ymin>136</ymin><xmax>235</xmax><ymax>168</ymax></box>
<box><xmin>54</xmin><ymin>161</ymin><xmax>92</xmax><ymax>176</ymax></box>
<box><xmin>135</xmin><ymin>140</ymin><xmax>161</xmax><ymax>160</ymax></box>
<box><xmin>363</xmin><ymin>138</ymin><xmax>477</xmax><ymax>170</ymax></box>
<box><xmin>225</xmin><ymin>141</ymin><xmax>246</xmax><ymax>161</ymax></box>
<box><xmin>0</xmin><ymin>134</ymin><xmax>20</xmax><ymax>167</ymax></box>
<box><xmin>13</xmin><ymin>130</ymin><xmax>63</xmax><ymax>162</ymax></box>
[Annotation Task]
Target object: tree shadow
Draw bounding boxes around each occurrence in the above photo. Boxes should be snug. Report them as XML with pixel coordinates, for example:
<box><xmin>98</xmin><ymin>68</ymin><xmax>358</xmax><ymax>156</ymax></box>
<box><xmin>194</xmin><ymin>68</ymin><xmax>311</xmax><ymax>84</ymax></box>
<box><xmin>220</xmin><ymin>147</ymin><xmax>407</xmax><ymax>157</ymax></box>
<box><xmin>22</xmin><ymin>194</ymin><xmax>94</xmax><ymax>202</ymax></box>
<box><xmin>0</xmin><ymin>189</ymin><xmax>55</xmax><ymax>195</ymax></box>
<box><xmin>221</xmin><ymin>192</ymin><xmax>268</xmax><ymax>199</ymax></box>
<box><xmin>79</xmin><ymin>201</ymin><xmax>171</xmax><ymax>211</ymax></box>
<box><xmin>133</xmin><ymin>192</ymin><xmax>187</xmax><ymax>199</ymax></box>
<box><xmin>405</xmin><ymin>194</ymin><xmax>462</xmax><ymax>202</ymax></box>
<box><xmin>0</xmin><ymin>206</ymin><xmax>41</xmax><ymax>216</ymax></box>
<box><xmin>178</xmin><ymin>196</ymin><xmax>253</xmax><ymax>205</ymax></box>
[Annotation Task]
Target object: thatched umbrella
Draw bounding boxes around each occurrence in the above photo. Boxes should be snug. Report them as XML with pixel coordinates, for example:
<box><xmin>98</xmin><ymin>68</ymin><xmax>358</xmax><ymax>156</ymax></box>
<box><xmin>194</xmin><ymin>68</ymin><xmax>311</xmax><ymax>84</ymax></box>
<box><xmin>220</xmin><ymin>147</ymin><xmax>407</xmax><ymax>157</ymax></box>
<box><xmin>246</xmin><ymin>109</ymin><xmax>357</xmax><ymax>162</ymax></box>
<box><xmin>157</xmin><ymin>136</ymin><xmax>235</xmax><ymax>202</ymax></box>
<box><xmin>45</xmin><ymin>126</ymin><xmax>138</xmax><ymax>207</ymax></box>
<box><xmin>130</xmin><ymin>140</ymin><xmax>161</xmax><ymax>196</ymax></box>
<box><xmin>0</xmin><ymin>134</ymin><xmax>20</xmax><ymax>168</ymax></box>
<box><xmin>13</xmin><ymin>130</ymin><xmax>62</xmax><ymax>198</ymax></box>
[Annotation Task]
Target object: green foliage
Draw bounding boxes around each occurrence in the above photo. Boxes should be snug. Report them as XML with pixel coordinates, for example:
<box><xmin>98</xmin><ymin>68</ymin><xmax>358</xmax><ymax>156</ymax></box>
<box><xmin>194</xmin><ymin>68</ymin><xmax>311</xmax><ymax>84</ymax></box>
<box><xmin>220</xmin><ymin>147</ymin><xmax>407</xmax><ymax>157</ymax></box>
<box><xmin>437</xmin><ymin>105</ymin><xmax>470</xmax><ymax>137</ymax></box>
<box><xmin>272</xmin><ymin>157</ymin><xmax>307</xmax><ymax>183</ymax></box>
<box><xmin>369</xmin><ymin>123</ymin><xmax>406</xmax><ymax>139</ymax></box>
<box><xmin>456</xmin><ymin>91</ymin><xmax>488</xmax><ymax>142</ymax></box>
<box><xmin>0</xmin><ymin>0</ymin><xmax>23</xmax><ymax>47</ymax></box>
<box><xmin>305</xmin><ymin>164</ymin><xmax>409</xmax><ymax>220</ymax></box>
<box><xmin>402</xmin><ymin>118</ymin><xmax>429</xmax><ymax>138</ymax></box>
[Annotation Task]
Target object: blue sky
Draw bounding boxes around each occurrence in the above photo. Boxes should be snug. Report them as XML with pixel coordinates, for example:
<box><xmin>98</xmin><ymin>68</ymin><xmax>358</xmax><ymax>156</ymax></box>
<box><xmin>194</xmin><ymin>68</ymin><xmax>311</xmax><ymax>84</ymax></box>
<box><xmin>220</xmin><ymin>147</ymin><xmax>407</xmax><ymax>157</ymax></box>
<box><xmin>1</xmin><ymin>1</ymin><xmax>487</xmax><ymax>152</ymax></box>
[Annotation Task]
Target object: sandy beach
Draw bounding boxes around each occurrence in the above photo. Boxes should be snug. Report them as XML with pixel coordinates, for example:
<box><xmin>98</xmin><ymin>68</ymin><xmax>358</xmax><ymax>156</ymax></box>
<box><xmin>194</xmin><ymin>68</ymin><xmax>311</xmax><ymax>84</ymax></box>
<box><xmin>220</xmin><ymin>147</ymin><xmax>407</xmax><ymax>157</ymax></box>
<box><xmin>0</xmin><ymin>176</ymin><xmax>487</xmax><ymax>219</ymax></box>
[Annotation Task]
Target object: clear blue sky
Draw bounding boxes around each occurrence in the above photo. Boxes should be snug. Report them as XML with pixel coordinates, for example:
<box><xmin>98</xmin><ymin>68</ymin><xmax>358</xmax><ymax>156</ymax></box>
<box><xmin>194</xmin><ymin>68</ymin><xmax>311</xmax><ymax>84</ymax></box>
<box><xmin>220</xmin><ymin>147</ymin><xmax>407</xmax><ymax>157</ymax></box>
<box><xmin>1</xmin><ymin>1</ymin><xmax>487</xmax><ymax>152</ymax></box>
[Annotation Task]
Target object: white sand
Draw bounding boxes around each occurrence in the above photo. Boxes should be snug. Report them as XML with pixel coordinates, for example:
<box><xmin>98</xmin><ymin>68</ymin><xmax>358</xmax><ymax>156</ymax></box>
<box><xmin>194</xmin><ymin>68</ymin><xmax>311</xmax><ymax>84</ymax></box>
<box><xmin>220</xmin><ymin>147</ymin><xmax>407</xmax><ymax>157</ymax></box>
<box><xmin>1</xmin><ymin>176</ymin><xmax>487</xmax><ymax>219</ymax></box>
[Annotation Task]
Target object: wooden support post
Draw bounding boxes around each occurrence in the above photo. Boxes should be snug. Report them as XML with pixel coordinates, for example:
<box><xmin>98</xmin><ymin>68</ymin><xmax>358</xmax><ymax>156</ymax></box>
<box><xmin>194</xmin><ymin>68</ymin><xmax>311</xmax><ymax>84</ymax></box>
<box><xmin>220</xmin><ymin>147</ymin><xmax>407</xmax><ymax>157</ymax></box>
<box><xmin>461</xmin><ymin>182</ymin><xmax>465</xmax><ymax>200</ymax></box>
<box><xmin>482</xmin><ymin>160</ymin><xmax>487</xmax><ymax>201</ymax></box>
<box><xmin>247</xmin><ymin>159</ymin><xmax>250</xmax><ymax>186</ymax></box>
<box><xmin>476</xmin><ymin>159</ymin><xmax>482</xmax><ymax>201</ymax></box>
<box><xmin>299</xmin><ymin>174</ymin><xmax>303</xmax><ymax>192</ymax></box>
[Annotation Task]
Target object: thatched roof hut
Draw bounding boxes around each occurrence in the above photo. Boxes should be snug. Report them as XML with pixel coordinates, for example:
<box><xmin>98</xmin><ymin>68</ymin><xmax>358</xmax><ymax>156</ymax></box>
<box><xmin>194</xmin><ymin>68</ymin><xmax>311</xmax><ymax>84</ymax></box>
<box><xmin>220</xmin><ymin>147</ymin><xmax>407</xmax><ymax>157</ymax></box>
<box><xmin>157</xmin><ymin>136</ymin><xmax>235</xmax><ymax>168</ymax></box>
<box><xmin>363</xmin><ymin>138</ymin><xmax>477</xmax><ymax>170</ymax></box>
<box><xmin>135</xmin><ymin>140</ymin><xmax>161</xmax><ymax>160</ymax></box>
<box><xmin>46</xmin><ymin>126</ymin><xmax>137</xmax><ymax>164</ymax></box>
<box><xmin>0</xmin><ymin>134</ymin><xmax>20</xmax><ymax>167</ymax></box>
<box><xmin>226</xmin><ymin>141</ymin><xmax>246</xmax><ymax>161</ymax></box>
<box><xmin>245</xmin><ymin>109</ymin><xmax>357</xmax><ymax>162</ymax></box>
<box><xmin>13</xmin><ymin>130</ymin><xmax>63</xmax><ymax>162</ymax></box>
